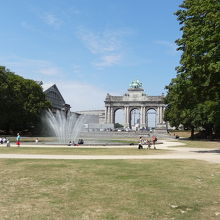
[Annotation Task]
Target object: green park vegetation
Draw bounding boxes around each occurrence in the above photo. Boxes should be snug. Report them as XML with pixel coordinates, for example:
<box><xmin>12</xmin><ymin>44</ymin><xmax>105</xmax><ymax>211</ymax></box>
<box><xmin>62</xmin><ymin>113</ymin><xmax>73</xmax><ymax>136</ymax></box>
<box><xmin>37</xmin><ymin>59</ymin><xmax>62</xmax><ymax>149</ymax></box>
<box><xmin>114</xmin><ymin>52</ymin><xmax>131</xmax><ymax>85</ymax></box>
<box><xmin>0</xmin><ymin>66</ymin><xmax>50</xmax><ymax>134</ymax></box>
<box><xmin>0</xmin><ymin>0</ymin><xmax>220</xmax><ymax>219</ymax></box>
<box><xmin>164</xmin><ymin>0</ymin><xmax>220</xmax><ymax>139</ymax></box>
<box><xmin>0</xmin><ymin>159</ymin><xmax>219</xmax><ymax>219</ymax></box>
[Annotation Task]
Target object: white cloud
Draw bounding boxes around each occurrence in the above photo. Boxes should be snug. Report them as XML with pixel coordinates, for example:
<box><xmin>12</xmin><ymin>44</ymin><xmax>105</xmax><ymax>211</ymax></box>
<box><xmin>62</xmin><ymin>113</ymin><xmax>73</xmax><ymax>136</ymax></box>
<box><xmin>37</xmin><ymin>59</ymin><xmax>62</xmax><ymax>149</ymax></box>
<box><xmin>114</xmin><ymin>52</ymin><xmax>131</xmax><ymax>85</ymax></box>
<box><xmin>39</xmin><ymin>67</ymin><xmax>62</xmax><ymax>76</ymax></box>
<box><xmin>0</xmin><ymin>56</ymin><xmax>63</xmax><ymax>78</ymax></box>
<box><xmin>93</xmin><ymin>54</ymin><xmax>121</xmax><ymax>67</ymax></box>
<box><xmin>0</xmin><ymin>55</ymin><xmax>106</xmax><ymax>110</ymax></box>
<box><xmin>41</xmin><ymin>13</ymin><xmax>63</xmax><ymax>29</ymax></box>
<box><xmin>155</xmin><ymin>40</ymin><xmax>178</xmax><ymax>54</ymax></box>
<box><xmin>76</xmin><ymin>28</ymin><xmax>131</xmax><ymax>67</ymax></box>
<box><xmin>77</xmin><ymin>28</ymin><xmax>122</xmax><ymax>54</ymax></box>
<box><xmin>54</xmin><ymin>81</ymin><xmax>107</xmax><ymax>111</ymax></box>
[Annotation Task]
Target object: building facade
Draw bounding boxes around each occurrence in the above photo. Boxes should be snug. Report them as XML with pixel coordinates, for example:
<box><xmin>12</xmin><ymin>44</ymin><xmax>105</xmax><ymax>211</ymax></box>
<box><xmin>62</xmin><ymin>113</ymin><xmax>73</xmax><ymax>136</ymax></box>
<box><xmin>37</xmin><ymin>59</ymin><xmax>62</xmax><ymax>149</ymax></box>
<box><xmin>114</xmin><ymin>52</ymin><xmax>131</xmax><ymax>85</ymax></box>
<box><xmin>105</xmin><ymin>80</ymin><xmax>166</xmax><ymax>130</ymax></box>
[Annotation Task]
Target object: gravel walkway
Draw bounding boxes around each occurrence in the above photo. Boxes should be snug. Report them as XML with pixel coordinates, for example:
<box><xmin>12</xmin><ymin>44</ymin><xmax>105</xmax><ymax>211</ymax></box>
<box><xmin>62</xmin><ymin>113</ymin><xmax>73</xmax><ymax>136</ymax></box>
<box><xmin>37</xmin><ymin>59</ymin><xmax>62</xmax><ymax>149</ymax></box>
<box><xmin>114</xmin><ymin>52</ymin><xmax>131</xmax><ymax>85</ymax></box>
<box><xmin>0</xmin><ymin>141</ymin><xmax>219</xmax><ymax>164</ymax></box>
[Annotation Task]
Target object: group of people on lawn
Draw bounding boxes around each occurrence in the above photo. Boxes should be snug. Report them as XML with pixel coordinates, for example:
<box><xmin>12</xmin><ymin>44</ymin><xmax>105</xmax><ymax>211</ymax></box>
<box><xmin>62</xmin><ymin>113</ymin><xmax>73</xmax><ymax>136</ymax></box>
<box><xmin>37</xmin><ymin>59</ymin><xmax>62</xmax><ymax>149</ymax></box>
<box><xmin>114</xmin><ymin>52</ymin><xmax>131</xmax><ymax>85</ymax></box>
<box><xmin>0</xmin><ymin>133</ymin><xmax>20</xmax><ymax>147</ymax></box>
<box><xmin>0</xmin><ymin>137</ymin><xmax>10</xmax><ymax>147</ymax></box>
<box><xmin>138</xmin><ymin>136</ymin><xmax>157</xmax><ymax>150</ymax></box>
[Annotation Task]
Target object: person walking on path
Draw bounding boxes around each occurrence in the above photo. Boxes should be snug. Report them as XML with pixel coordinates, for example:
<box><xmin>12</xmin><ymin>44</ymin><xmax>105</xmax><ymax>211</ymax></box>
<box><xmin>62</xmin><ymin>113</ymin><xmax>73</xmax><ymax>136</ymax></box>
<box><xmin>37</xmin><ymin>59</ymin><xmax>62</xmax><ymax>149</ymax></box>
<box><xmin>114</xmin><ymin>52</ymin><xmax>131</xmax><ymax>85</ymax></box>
<box><xmin>16</xmin><ymin>133</ymin><xmax>21</xmax><ymax>147</ymax></box>
<box><xmin>146</xmin><ymin>139</ymin><xmax>151</xmax><ymax>149</ymax></box>
<box><xmin>138</xmin><ymin>136</ymin><xmax>144</xmax><ymax>149</ymax></box>
<box><xmin>152</xmin><ymin>135</ymin><xmax>157</xmax><ymax>149</ymax></box>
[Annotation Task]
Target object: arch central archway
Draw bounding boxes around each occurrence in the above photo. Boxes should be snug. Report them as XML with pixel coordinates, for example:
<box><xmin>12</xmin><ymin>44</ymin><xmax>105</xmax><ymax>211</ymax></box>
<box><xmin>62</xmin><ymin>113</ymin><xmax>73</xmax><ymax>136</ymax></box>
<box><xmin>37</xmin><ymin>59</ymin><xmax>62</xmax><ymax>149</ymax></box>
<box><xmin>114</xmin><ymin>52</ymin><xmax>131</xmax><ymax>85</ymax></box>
<box><xmin>130</xmin><ymin>108</ymin><xmax>140</xmax><ymax>130</ymax></box>
<box><xmin>146</xmin><ymin>108</ymin><xmax>156</xmax><ymax>129</ymax></box>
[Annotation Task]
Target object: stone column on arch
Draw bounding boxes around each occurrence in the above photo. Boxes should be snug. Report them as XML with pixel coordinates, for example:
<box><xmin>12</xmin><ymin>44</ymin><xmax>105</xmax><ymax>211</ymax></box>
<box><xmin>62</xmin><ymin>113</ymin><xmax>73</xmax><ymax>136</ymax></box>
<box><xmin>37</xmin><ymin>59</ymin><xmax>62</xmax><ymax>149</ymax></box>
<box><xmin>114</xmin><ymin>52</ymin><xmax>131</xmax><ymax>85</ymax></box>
<box><xmin>105</xmin><ymin>106</ymin><xmax>108</xmax><ymax>123</ymax></box>
<box><xmin>108</xmin><ymin>107</ymin><xmax>111</xmax><ymax>123</ymax></box>
<box><xmin>110</xmin><ymin>107</ymin><xmax>114</xmax><ymax>124</ymax></box>
<box><xmin>124</xmin><ymin>107</ymin><xmax>127</xmax><ymax>127</ymax></box>
<box><xmin>140</xmin><ymin>106</ymin><xmax>146</xmax><ymax>128</ymax></box>
<box><xmin>158</xmin><ymin>107</ymin><xmax>161</xmax><ymax>124</ymax></box>
<box><xmin>162</xmin><ymin>106</ymin><xmax>165</xmax><ymax>124</ymax></box>
<box><xmin>140</xmin><ymin>107</ymin><xmax>143</xmax><ymax>127</ymax></box>
<box><xmin>124</xmin><ymin>106</ymin><xmax>129</xmax><ymax>128</ymax></box>
<box><xmin>156</xmin><ymin>106</ymin><xmax>160</xmax><ymax>127</ymax></box>
<box><xmin>160</xmin><ymin>106</ymin><xmax>163</xmax><ymax>124</ymax></box>
<box><xmin>145</xmin><ymin>108</ymin><xmax>148</xmax><ymax>128</ymax></box>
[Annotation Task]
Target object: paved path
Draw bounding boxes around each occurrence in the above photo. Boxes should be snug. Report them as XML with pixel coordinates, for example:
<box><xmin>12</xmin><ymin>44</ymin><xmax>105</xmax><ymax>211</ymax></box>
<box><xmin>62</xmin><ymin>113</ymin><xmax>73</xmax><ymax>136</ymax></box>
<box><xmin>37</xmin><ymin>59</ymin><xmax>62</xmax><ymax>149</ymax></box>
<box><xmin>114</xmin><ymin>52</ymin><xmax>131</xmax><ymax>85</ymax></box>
<box><xmin>0</xmin><ymin>140</ymin><xmax>184</xmax><ymax>148</ymax></box>
<box><xmin>0</xmin><ymin>141</ymin><xmax>219</xmax><ymax>164</ymax></box>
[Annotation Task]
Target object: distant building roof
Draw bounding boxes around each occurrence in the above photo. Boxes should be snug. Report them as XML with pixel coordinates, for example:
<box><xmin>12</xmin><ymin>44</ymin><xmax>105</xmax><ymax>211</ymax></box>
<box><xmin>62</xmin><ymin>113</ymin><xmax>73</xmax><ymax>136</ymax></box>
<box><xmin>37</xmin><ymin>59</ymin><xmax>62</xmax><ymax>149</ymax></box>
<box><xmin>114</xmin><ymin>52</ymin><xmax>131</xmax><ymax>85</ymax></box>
<box><xmin>43</xmin><ymin>83</ymin><xmax>70</xmax><ymax>111</ymax></box>
<box><xmin>42</xmin><ymin>83</ymin><xmax>55</xmax><ymax>92</ymax></box>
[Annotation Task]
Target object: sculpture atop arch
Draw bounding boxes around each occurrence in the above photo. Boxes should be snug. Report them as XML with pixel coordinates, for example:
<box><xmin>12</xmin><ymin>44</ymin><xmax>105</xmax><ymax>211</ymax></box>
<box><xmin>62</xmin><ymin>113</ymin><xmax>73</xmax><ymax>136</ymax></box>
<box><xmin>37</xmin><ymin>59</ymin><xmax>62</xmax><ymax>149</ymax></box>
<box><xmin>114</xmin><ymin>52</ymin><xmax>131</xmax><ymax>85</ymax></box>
<box><xmin>129</xmin><ymin>80</ymin><xmax>143</xmax><ymax>89</ymax></box>
<box><xmin>105</xmin><ymin>81</ymin><xmax>166</xmax><ymax>130</ymax></box>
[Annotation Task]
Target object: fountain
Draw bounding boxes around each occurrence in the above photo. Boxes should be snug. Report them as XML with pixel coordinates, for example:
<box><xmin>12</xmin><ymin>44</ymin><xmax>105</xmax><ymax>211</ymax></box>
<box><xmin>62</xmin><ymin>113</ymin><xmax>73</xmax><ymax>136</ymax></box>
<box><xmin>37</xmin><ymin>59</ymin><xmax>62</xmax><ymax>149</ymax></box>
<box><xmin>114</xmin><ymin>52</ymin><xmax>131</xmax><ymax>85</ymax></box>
<box><xmin>44</xmin><ymin>109</ymin><xmax>85</xmax><ymax>144</ymax></box>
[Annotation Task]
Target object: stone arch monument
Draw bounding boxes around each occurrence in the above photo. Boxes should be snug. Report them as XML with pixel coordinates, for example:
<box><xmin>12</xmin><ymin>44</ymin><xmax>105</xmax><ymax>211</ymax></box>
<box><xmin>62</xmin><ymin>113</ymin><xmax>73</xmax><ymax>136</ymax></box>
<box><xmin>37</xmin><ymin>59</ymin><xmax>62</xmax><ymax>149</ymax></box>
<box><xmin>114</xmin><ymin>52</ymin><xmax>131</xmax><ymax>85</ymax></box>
<box><xmin>104</xmin><ymin>80</ymin><xmax>166</xmax><ymax>130</ymax></box>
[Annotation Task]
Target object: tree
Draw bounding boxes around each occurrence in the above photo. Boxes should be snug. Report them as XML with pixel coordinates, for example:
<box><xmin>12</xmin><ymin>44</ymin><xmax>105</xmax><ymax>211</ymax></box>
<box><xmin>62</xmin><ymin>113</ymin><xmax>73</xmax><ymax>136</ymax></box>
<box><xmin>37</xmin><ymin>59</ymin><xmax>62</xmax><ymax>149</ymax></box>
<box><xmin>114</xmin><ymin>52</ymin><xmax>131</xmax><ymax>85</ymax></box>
<box><xmin>165</xmin><ymin>0</ymin><xmax>220</xmax><ymax>137</ymax></box>
<box><xmin>0</xmin><ymin>66</ymin><xmax>51</xmax><ymax>133</ymax></box>
<box><xmin>164</xmin><ymin>73</ymin><xmax>197</xmax><ymax>137</ymax></box>
<box><xmin>115</xmin><ymin>123</ymin><xmax>123</xmax><ymax>129</ymax></box>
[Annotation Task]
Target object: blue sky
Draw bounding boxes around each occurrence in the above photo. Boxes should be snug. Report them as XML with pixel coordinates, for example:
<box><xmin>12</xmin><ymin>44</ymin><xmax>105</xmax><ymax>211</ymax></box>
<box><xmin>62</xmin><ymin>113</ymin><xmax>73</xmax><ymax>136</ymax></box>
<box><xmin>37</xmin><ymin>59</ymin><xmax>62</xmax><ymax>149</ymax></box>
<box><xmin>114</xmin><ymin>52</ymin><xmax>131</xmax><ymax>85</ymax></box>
<box><xmin>0</xmin><ymin>0</ymin><xmax>182</xmax><ymax>111</ymax></box>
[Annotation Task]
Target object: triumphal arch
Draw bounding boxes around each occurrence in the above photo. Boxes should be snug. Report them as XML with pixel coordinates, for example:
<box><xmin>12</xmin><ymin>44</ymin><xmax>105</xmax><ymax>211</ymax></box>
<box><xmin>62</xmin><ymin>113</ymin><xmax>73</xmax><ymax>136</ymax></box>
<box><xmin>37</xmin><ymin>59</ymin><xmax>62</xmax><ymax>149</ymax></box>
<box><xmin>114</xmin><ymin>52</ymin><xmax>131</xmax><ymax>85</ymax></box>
<box><xmin>104</xmin><ymin>80</ymin><xmax>166</xmax><ymax>129</ymax></box>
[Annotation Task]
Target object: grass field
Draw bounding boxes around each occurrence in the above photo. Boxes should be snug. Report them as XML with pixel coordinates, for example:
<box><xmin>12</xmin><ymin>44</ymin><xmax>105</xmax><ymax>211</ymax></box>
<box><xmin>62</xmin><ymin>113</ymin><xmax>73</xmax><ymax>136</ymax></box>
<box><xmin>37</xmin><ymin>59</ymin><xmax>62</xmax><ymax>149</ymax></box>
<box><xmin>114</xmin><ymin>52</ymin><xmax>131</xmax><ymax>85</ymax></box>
<box><xmin>168</xmin><ymin>131</ymin><xmax>195</xmax><ymax>138</ymax></box>
<box><xmin>0</xmin><ymin>159</ymin><xmax>220</xmax><ymax>220</ymax></box>
<box><xmin>177</xmin><ymin>140</ymin><xmax>220</xmax><ymax>149</ymax></box>
<box><xmin>0</xmin><ymin>141</ymin><xmax>220</xmax><ymax>219</ymax></box>
<box><xmin>0</xmin><ymin>147</ymin><xmax>168</xmax><ymax>155</ymax></box>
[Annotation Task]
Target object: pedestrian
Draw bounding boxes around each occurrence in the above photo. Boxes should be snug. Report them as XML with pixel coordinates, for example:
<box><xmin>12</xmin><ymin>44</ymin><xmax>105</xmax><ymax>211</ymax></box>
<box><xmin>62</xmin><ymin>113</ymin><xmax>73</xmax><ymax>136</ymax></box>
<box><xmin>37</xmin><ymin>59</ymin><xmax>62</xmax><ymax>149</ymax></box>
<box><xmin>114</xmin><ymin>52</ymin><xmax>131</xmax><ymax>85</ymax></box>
<box><xmin>138</xmin><ymin>136</ymin><xmax>143</xmax><ymax>149</ymax></box>
<box><xmin>78</xmin><ymin>139</ymin><xmax>84</xmax><ymax>144</ymax></box>
<box><xmin>35</xmin><ymin>138</ymin><xmax>39</xmax><ymax>144</ymax></box>
<box><xmin>16</xmin><ymin>133</ymin><xmax>21</xmax><ymax>147</ymax></box>
<box><xmin>6</xmin><ymin>139</ymin><xmax>10</xmax><ymax>147</ymax></box>
<box><xmin>152</xmin><ymin>135</ymin><xmax>157</xmax><ymax>149</ymax></box>
<box><xmin>146</xmin><ymin>139</ymin><xmax>151</xmax><ymax>149</ymax></box>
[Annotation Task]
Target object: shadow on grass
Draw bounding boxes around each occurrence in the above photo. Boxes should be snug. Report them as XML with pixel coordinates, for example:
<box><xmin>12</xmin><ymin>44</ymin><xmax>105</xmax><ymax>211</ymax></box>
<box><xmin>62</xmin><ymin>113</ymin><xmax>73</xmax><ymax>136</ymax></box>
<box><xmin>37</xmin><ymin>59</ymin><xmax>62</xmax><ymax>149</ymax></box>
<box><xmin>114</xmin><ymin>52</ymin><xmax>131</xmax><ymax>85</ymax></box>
<box><xmin>179</xmin><ymin>137</ymin><xmax>220</xmax><ymax>142</ymax></box>
<box><xmin>192</xmin><ymin>149</ymin><xmax>220</xmax><ymax>154</ymax></box>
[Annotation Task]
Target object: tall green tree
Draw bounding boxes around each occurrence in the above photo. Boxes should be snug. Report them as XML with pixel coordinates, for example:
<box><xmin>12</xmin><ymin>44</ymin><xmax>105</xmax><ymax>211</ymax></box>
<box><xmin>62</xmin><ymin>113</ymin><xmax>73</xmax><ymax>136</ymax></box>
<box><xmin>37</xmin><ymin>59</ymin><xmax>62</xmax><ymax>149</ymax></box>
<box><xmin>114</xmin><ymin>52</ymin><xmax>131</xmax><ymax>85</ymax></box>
<box><xmin>0</xmin><ymin>66</ymin><xmax>50</xmax><ymax>133</ymax></box>
<box><xmin>165</xmin><ymin>0</ymin><xmax>220</xmax><ymax>137</ymax></box>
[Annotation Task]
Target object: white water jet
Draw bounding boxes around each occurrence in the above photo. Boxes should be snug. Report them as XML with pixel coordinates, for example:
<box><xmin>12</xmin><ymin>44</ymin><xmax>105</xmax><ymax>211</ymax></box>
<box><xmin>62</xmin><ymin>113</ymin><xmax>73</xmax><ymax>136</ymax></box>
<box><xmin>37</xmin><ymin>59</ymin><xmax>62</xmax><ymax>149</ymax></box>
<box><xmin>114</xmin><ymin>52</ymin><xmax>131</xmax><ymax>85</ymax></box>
<box><xmin>44</xmin><ymin>109</ymin><xmax>85</xmax><ymax>144</ymax></box>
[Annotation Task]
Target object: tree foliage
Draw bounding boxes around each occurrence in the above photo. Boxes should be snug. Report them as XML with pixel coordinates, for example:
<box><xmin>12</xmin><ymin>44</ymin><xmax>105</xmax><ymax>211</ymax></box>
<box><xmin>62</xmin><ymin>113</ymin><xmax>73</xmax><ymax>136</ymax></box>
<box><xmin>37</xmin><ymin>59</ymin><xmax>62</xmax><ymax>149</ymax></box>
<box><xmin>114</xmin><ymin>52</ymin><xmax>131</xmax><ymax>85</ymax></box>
<box><xmin>0</xmin><ymin>66</ymin><xmax>51</xmax><ymax>133</ymax></box>
<box><xmin>115</xmin><ymin>123</ymin><xmax>123</xmax><ymax>128</ymax></box>
<box><xmin>164</xmin><ymin>0</ymin><xmax>220</xmax><ymax>137</ymax></box>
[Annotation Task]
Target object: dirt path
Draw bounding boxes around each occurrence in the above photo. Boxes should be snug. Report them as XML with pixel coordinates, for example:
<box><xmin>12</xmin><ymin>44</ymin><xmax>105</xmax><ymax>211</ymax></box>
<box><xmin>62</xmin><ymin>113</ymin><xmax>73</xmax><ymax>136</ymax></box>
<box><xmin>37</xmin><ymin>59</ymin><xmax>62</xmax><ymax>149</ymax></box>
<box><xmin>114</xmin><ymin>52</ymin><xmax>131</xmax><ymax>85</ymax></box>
<box><xmin>0</xmin><ymin>141</ymin><xmax>219</xmax><ymax>164</ymax></box>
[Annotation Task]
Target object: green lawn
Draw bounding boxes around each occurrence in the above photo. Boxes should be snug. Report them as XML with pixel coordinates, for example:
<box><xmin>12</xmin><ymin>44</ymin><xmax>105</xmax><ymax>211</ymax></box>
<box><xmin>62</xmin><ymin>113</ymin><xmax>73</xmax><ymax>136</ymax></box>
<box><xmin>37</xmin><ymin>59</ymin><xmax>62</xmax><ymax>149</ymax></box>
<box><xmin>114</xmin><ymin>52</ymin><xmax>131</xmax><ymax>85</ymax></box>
<box><xmin>0</xmin><ymin>159</ymin><xmax>219</xmax><ymax>219</ymax></box>
<box><xmin>0</xmin><ymin>147</ymin><xmax>168</xmax><ymax>155</ymax></box>
<box><xmin>177</xmin><ymin>140</ymin><xmax>220</xmax><ymax>149</ymax></box>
